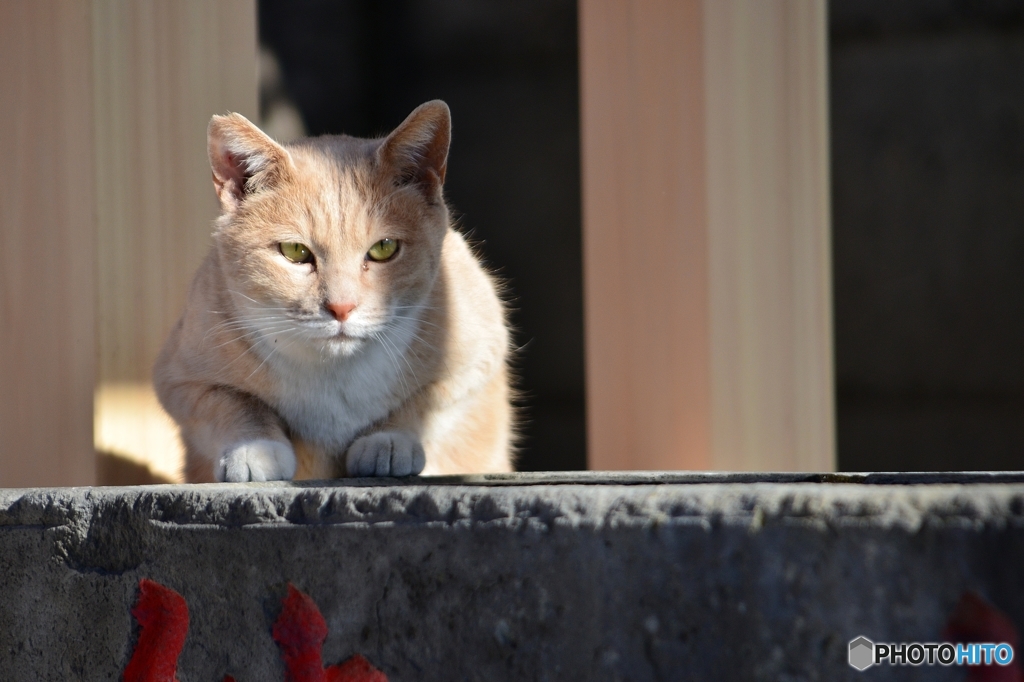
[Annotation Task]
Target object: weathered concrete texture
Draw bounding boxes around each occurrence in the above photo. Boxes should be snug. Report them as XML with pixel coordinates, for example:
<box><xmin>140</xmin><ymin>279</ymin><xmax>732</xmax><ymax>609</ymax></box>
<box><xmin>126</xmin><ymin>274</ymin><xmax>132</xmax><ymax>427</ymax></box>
<box><xmin>1</xmin><ymin>472</ymin><xmax>1023</xmax><ymax>681</ymax></box>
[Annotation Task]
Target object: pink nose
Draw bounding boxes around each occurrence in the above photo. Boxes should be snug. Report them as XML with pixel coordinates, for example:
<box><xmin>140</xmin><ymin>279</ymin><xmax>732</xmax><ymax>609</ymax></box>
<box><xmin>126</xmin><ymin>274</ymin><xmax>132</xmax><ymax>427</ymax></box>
<box><xmin>326</xmin><ymin>302</ymin><xmax>356</xmax><ymax>321</ymax></box>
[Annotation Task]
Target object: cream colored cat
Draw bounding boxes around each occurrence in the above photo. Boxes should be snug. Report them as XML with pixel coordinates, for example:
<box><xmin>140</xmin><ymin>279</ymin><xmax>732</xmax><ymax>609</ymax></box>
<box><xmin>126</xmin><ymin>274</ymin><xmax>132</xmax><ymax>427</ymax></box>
<box><xmin>154</xmin><ymin>101</ymin><xmax>513</xmax><ymax>482</ymax></box>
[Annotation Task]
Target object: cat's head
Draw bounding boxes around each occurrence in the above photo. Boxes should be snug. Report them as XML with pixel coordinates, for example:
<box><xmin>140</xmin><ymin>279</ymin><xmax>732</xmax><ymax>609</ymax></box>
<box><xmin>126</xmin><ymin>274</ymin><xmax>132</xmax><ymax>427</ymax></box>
<box><xmin>207</xmin><ymin>101</ymin><xmax>451</xmax><ymax>357</ymax></box>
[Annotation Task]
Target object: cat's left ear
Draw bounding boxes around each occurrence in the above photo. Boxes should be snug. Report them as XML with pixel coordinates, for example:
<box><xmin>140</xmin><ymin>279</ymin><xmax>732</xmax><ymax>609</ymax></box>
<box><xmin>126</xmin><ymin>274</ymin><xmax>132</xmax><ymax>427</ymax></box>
<box><xmin>208</xmin><ymin>113</ymin><xmax>292</xmax><ymax>213</ymax></box>
<box><xmin>378</xmin><ymin>100</ymin><xmax>451</xmax><ymax>199</ymax></box>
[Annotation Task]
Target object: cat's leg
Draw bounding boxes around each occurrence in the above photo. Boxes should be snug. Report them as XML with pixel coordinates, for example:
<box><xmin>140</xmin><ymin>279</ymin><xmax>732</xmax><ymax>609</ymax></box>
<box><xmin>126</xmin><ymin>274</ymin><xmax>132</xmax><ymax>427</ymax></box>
<box><xmin>170</xmin><ymin>384</ymin><xmax>296</xmax><ymax>483</ymax></box>
<box><xmin>345</xmin><ymin>431</ymin><xmax>426</xmax><ymax>477</ymax></box>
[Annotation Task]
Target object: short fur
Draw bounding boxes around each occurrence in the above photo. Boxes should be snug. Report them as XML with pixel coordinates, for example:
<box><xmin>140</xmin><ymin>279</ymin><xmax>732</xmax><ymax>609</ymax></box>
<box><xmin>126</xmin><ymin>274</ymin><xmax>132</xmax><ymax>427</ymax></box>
<box><xmin>154</xmin><ymin>101</ymin><xmax>513</xmax><ymax>482</ymax></box>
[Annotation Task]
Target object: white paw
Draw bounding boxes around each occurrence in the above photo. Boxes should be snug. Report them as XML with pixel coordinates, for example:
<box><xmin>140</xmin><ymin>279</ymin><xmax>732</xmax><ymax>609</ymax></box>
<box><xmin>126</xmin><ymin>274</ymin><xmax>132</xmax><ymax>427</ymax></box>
<box><xmin>217</xmin><ymin>439</ymin><xmax>296</xmax><ymax>482</ymax></box>
<box><xmin>346</xmin><ymin>431</ymin><xmax>426</xmax><ymax>477</ymax></box>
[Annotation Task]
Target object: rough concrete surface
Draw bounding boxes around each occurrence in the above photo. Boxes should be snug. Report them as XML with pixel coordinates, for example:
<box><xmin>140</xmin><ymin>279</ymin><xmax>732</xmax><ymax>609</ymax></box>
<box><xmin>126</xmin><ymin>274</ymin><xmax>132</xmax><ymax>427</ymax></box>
<box><xmin>1</xmin><ymin>472</ymin><xmax>1022</xmax><ymax>681</ymax></box>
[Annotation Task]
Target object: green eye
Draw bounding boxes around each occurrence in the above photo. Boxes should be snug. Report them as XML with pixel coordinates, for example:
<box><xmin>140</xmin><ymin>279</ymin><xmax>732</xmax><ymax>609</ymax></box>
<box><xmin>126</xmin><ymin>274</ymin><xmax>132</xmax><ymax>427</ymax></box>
<box><xmin>367</xmin><ymin>238</ymin><xmax>398</xmax><ymax>262</ymax></box>
<box><xmin>280</xmin><ymin>242</ymin><xmax>314</xmax><ymax>264</ymax></box>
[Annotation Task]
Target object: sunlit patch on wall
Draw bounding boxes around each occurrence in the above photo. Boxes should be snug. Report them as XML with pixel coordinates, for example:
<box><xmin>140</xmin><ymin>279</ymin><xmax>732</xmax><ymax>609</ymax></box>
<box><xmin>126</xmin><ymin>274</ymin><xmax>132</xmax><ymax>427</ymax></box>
<box><xmin>94</xmin><ymin>382</ymin><xmax>185</xmax><ymax>484</ymax></box>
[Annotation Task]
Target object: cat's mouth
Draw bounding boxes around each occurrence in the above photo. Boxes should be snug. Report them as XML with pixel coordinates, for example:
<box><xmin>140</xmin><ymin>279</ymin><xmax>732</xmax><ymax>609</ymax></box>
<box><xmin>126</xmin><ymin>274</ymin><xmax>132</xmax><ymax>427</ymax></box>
<box><xmin>303</xmin><ymin>318</ymin><xmax>365</xmax><ymax>341</ymax></box>
<box><xmin>302</xmin><ymin>317</ymin><xmax>377</xmax><ymax>346</ymax></box>
<box><xmin>320</xmin><ymin>327</ymin><xmax>370</xmax><ymax>357</ymax></box>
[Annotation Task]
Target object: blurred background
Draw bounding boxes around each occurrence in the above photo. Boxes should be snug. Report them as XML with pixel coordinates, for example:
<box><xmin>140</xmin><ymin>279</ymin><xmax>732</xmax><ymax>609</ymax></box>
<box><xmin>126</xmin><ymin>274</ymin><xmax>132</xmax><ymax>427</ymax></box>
<box><xmin>258</xmin><ymin>0</ymin><xmax>1024</xmax><ymax>472</ymax></box>
<box><xmin>1</xmin><ymin>0</ymin><xmax>1022</xmax><ymax>485</ymax></box>
<box><xmin>830</xmin><ymin>0</ymin><xmax>1024</xmax><ymax>472</ymax></box>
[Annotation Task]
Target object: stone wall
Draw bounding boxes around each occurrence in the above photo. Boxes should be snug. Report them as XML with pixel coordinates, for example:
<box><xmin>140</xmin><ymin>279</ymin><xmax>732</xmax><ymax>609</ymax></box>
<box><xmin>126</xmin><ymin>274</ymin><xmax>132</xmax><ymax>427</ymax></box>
<box><xmin>1</xmin><ymin>473</ymin><xmax>1022</xmax><ymax>680</ymax></box>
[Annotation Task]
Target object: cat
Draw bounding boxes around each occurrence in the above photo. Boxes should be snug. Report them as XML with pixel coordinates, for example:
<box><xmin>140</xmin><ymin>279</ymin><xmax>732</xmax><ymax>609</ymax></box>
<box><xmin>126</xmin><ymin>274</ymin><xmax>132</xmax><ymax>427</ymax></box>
<box><xmin>154</xmin><ymin>100</ymin><xmax>514</xmax><ymax>482</ymax></box>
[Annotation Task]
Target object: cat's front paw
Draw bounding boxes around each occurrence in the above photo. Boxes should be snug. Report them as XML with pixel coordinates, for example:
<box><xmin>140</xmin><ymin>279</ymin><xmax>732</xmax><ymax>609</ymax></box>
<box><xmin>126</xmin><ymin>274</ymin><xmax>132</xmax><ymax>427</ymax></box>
<box><xmin>346</xmin><ymin>431</ymin><xmax>426</xmax><ymax>477</ymax></box>
<box><xmin>217</xmin><ymin>439</ymin><xmax>296</xmax><ymax>482</ymax></box>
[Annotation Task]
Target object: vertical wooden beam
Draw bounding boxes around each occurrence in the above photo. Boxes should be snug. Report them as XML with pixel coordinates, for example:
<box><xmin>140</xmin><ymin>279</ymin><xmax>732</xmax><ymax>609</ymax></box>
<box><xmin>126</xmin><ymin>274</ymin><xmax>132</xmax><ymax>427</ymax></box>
<box><xmin>580</xmin><ymin>0</ymin><xmax>834</xmax><ymax>472</ymax></box>
<box><xmin>704</xmin><ymin>1</ymin><xmax>834</xmax><ymax>471</ymax></box>
<box><xmin>0</xmin><ymin>1</ymin><xmax>98</xmax><ymax>487</ymax></box>
<box><xmin>580</xmin><ymin>0</ymin><xmax>711</xmax><ymax>470</ymax></box>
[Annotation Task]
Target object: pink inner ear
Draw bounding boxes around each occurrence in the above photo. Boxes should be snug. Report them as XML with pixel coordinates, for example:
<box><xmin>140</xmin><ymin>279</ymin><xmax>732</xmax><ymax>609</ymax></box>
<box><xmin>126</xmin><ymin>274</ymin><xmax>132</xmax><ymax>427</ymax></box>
<box><xmin>215</xmin><ymin>149</ymin><xmax>249</xmax><ymax>200</ymax></box>
<box><xmin>225</xmin><ymin>151</ymin><xmax>247</xmax><ymax>186</ymax></box>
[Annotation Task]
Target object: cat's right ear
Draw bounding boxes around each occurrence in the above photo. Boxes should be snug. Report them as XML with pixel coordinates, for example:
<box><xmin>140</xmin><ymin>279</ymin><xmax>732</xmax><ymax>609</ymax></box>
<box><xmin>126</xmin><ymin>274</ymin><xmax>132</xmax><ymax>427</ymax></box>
<box><xmin>208</xmin><ymin>113</ymin><xmax>292</xmax><ymax>213</ymax></box>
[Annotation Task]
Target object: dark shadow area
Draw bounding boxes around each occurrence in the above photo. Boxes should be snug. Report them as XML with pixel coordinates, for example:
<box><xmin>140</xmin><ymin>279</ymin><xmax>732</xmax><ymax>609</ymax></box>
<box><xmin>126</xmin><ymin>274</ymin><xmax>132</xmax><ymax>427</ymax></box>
<box><xmin>96</xmin><ymin>450</ymin><xmax>174</xmax><ymax>486</ymax></box>
<box><xmin>258</xmin><ymin>1</ymin><xmax>585</xmax><ymax>471</ymax></box>
<box><xmin>831</xmin><ymin>0</ymin><xmax>1024</xmax><ymax>470</ymax></box>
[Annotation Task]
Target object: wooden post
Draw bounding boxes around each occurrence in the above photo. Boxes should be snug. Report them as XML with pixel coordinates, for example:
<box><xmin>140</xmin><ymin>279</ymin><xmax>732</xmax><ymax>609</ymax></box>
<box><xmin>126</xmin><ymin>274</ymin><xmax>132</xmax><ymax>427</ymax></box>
<box><xmin>0</xmin><ymin>1</ymin><xmax>97</xmax><ymax>487</ymax></box>
<box><xmin>580</xmin><ymin>0</ymin><xmax>835</xmax><ymax>472</ymax></box>
<box><xmin>0</xmin><ymin>0</ymin><xmax>257</xmax><ymax>487</ymax></box>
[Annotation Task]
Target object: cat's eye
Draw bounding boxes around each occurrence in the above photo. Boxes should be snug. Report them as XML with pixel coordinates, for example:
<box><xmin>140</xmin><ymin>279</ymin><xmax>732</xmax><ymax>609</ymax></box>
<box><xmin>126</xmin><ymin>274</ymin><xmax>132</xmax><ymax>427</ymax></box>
<box><xmin>367</xmin><ymin>238</ymin><xmax>398</xmax><ymax>262</ymax></box>
<box><xmin>280</xmin><ymin>242</ymin><xmax>314</xmax><ymax>264</ymax></box>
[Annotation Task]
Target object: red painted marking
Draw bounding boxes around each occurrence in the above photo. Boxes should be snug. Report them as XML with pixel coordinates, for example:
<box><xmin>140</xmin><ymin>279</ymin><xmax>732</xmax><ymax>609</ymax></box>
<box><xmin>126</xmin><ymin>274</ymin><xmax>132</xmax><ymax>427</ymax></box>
<box><xmin>272</xmin><ymin>584</ymin><xmax>388</xmax><ymax>682</ymax></box>
<box><xmin>943</xmin><ymin>591</ymin><xmax>1023</xmax><ymax>682</ymax></box>
<box><xmin>123</xmin><ymin>579</ymin><xmax>190</xmax><ymax>682</ymax></box>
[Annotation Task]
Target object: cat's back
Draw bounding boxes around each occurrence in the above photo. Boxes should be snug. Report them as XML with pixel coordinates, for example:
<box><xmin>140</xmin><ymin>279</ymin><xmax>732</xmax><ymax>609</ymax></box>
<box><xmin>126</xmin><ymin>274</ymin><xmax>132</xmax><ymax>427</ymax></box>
<box><xmin>438</xmin><ymin>228</ymin><xmax>509</xmax><ymax>371</ymax></box>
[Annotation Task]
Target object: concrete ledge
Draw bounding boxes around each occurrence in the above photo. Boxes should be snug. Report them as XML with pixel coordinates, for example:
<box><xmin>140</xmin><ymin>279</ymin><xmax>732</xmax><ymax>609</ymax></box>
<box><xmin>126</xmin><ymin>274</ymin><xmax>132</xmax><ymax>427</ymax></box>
<box><xmin>2</xmin><ymin>473</ymin><xmax>1023</xmax><ymax>680</ymax></box>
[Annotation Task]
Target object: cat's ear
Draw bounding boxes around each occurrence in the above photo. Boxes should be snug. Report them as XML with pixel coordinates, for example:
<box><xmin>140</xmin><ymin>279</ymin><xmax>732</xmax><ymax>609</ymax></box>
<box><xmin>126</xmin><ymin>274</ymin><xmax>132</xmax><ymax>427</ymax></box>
<box><xmin>208</xmin><ymin>113</ymin><xmax>292</xmax><ymax>213</ymax></box>
<box><xmin>378</xmin><ymin>100</ymin><xmax>451</xmax><ymax>199</ymax></box>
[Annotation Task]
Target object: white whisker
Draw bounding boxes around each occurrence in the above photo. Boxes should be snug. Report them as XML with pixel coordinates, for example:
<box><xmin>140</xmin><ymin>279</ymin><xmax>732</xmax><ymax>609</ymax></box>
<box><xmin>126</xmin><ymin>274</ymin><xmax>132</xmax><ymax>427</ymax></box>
<box><xmin>244</xmin><ymin>327</ymin><xmax>302</xmax><ymax>381</ymax></box>
<box><xmin>375</xmin><ymin>332</ymin><xmax>411</xmax><ymax>398</ymax></box>
<box><xmin>208</xmin><ymin>323</ymin><xmax>297</xmax><ymax>350</ymax></box>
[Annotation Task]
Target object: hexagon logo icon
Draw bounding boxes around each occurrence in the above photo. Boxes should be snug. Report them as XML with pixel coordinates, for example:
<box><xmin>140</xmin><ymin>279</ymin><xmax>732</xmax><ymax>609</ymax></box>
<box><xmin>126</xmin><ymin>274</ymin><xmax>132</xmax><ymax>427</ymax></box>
<box><xmin>848</xmin><ymin>636</ymin><xmax>875</xmax><ymax>671</ymax></box>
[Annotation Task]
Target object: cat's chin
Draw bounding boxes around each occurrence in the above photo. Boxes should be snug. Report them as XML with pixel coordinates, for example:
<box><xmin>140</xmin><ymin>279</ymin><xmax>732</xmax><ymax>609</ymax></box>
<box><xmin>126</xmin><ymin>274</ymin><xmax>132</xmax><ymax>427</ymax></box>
<box><xmin>322</xmin><ymin>335</ymin><xmax>366</xmax><ymax>357</ymax></box>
